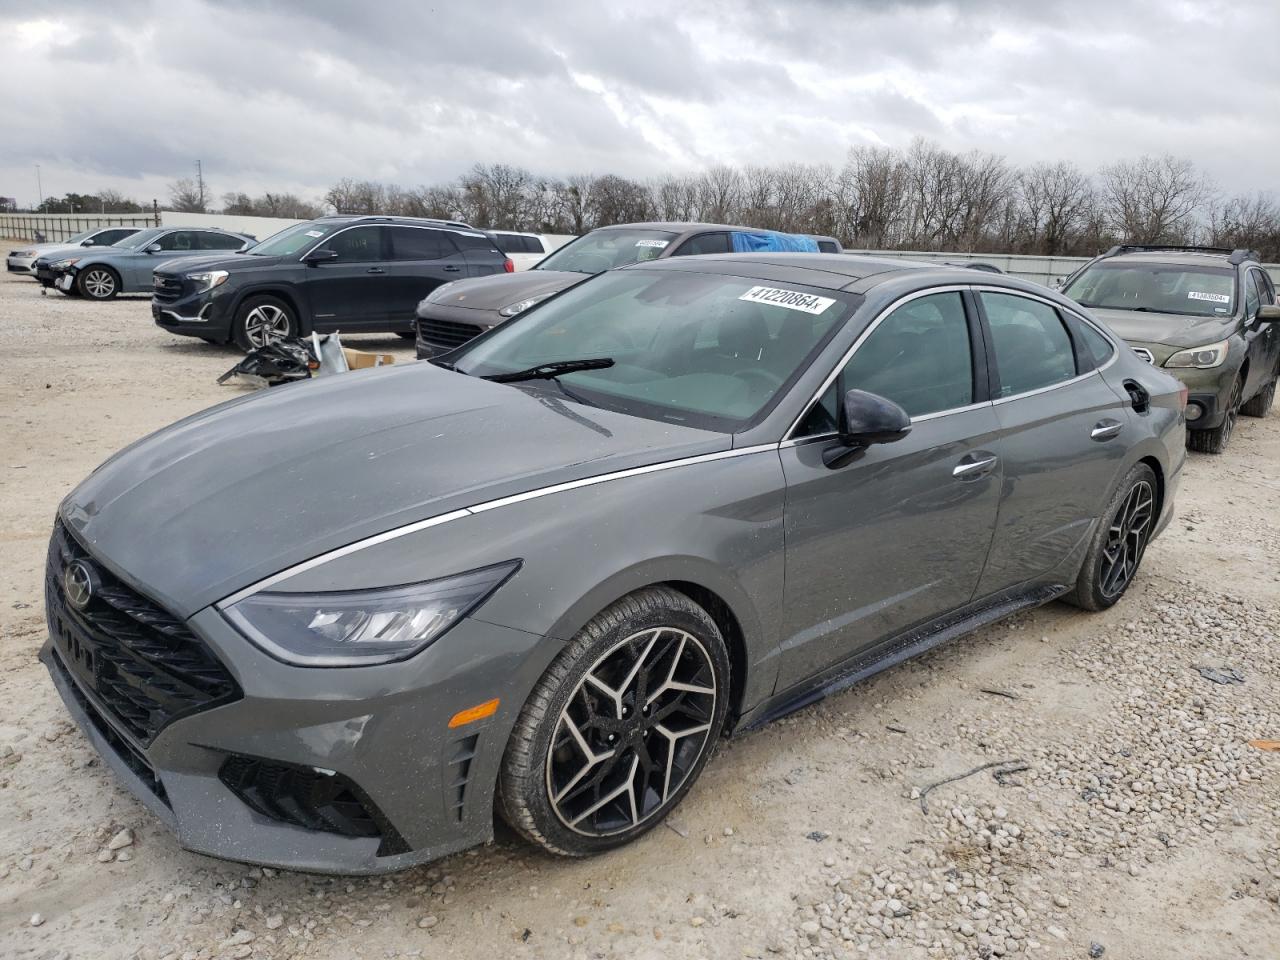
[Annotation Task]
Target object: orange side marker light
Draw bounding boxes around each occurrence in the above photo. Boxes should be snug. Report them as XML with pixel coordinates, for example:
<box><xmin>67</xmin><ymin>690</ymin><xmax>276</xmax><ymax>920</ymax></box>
<box><xmin>448</xmin><ymin>698</ymin><xmax>500</xmax><ymax>729</ymax></box>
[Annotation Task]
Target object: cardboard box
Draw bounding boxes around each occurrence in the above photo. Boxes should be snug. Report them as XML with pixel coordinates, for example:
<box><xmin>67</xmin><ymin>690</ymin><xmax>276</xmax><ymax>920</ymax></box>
<box><xmin>342</xmin><ymin>348</ymin><xmax>395</xmax><ymax>370</ymax></box>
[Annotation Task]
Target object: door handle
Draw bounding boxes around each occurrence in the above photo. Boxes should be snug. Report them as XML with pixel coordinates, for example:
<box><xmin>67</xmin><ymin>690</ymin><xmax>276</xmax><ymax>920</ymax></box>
<box><xmin>443</xmin><ymin>265</ymin><xmax>462</xmax><ymax>272</ymax></box>
<box><xmin>1091</xmin><ymin>419</ymin><xmax>1124</xmax><ymax>441</ymax></box>
<box><xmin>366</xmin><ymin>267</ymin><xmax>386</xmax><ymax>274</ymax></box>
<box><xmin>952</xmin><ymin>453</ymin><xmax>999</xmax><ymax>480</ymax></box>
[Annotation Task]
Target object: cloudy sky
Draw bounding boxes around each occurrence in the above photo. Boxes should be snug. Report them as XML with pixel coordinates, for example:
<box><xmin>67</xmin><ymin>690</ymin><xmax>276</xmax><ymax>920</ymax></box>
<box><xmin>1</xmin><ymin>0</ymin><xmax>1276</xmax><ymax>208</ymax></box>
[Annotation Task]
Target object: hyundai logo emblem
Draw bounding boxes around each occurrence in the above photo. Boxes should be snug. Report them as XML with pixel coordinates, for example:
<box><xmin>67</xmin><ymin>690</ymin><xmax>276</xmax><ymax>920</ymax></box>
<box><xmin>63</xmin><ymin>560</ymin><xmax>97</xmax><ymax>610</ymax></box>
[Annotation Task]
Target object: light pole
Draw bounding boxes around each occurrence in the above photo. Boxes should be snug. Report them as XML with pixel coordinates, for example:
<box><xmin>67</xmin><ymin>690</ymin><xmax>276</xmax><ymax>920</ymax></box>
<box><xmin>196</xmin><ymin>159</ymin><xmax>205</xmax><ymax>210</ymax></box>
<box><xmin>35</xmin><ymin>163</ymin><xmax>43</xmax><ymax>209</ymax></box>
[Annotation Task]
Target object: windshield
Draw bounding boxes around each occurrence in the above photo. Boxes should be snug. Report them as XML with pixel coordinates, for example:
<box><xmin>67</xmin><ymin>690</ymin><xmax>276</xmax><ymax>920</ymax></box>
<box><xmin>245</xmin><ymin>221</ymin><xmax>342</xmax><ymax>257</ymax></box>
<box><xmin>534</xmin><ymin>228</ymin><xmax>678</xmax><ymax>274</ymax></box>
<box><xmin>453</xmin><ymin>269</ymin><xmax>853</xmax><ymax>431</ymax></box>
<box><xmin>1064</xmin><ymin>262</ymin><xmax>1236</xmax><ymax>317</ymax></box>
<box><xmin>114</xmin><ymin>228</ymin><xmax>165</xmax><ymax>250</ymax></box>
<box><xmin>62</xmin><ymin>229</ymin><xmax>96</xmax><ymax>244</ymax></box>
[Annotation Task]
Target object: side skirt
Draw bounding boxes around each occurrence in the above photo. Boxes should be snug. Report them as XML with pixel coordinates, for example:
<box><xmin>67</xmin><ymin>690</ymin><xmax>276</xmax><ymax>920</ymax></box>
<box><xmin>733</xmin><ymin>582</ymin><xmax>1068</xmax><ymax>733</ymax></box>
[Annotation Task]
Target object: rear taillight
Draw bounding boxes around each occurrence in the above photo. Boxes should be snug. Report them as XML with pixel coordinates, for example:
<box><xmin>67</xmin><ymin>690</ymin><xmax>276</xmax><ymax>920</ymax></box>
<box><xmin>503</xmin><ymin>258</ymin><xmax>515</xmax><ymax>273</ymax></box>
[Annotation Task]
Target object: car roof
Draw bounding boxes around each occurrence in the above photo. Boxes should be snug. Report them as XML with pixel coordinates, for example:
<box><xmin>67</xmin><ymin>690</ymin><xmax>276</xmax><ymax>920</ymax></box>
<box><xmin>313</xmin><ymin>214</ymin><xmax>477</xmax><ymax>231</ymax></box>
<box><xmin>1102</xmin><ymin>250</ymin><xmax>1239</xmax><ymax>268</ymax></box>
<box><xmin>618</xmin><ymin>252</ymin><xmax>936</xmax><ymax>288</ymax></box>
<box><xmin>597</xmin><ymin>221</ymin><xmax>834</xmax><ymax>240</ymax></box>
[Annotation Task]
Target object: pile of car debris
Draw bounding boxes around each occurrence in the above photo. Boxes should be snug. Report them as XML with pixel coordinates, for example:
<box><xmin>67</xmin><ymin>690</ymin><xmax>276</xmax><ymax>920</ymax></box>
<box><xmin>217</xmin><ymin>332</ymin><xmax>394</xmax><ymax>387</ymax></box>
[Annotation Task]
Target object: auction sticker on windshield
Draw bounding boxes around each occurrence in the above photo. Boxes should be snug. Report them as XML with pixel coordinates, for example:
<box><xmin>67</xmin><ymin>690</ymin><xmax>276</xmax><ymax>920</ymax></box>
<box><xmin>739</xmin><ymin>286</ymin><xmax>837</xmax><ymax>315</ymax></box>
<box><xmin>635</xmin><ymin>239</ymin><xmax>669</xmax><ymax>248</ymax></box>
<box><xmin>1188</xmin><ymin>291</ymin><xmax>1230</xmax><ymax>304</ymax></box>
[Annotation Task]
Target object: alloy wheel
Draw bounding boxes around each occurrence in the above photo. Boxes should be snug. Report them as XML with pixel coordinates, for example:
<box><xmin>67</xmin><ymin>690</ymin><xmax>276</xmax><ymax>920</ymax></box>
<box><xmin>1099</xmin><ymin>479</ymin><xmax>1154</xmax><ymax>599</ymax></box>
<box><xmin>1220</xmin><ymin>376</ymin><xmax>1244</xmax><ymax>444</ymax></box>
<box><xmin>243</xmin><ymin>304</ymin><xmax>291</xmax><ymax>348</ymax></box>
<box><xmin>83</xmin><ymin>269</ymin><xmax>115</xmax><ymax>298</ymax></box>
<box><xmin>546</xmin><ymin>627</ymin><xmax>717</xmax><ymax>837</ymax></box>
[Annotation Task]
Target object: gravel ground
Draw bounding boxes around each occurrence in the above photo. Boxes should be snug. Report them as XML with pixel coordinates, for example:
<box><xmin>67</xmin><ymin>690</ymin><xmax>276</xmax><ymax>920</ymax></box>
<box><xmin>0</xmin><ymin>262</ymin><xmax>1277</xmax><ymax>960</ymax></box>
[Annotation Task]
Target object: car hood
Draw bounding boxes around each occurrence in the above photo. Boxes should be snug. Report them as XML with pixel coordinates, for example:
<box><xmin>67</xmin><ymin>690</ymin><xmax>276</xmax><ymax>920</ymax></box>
<box><xmin>418</xmin><ymin>270</ymin><xmax>586</xmax><ymax>315</ymax></box>
<box><xmin>1089</xmin><ymin>307</ymin><xmax>1236</xmax><ymax>348</ymax></box>
<box><xmin>152</xmin><ymin>253</ymin><xmax>263</xmax><ymax>274</ymax></box>
<box><xmin>60</xmin><ymin>362</ymin><xmax>728</xmax><ymax>617</ymax></box>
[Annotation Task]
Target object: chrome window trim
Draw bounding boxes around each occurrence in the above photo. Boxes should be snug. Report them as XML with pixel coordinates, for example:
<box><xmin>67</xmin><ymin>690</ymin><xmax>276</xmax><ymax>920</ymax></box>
<box><xmin>216</xmin><ymin>443</ymin><xmax>780</xmax><ymax>607</ymax></box>
<box><xmin>782</xmin><ymin>285</ymin><xmax>972</xmax><ymax>442</ymax></box>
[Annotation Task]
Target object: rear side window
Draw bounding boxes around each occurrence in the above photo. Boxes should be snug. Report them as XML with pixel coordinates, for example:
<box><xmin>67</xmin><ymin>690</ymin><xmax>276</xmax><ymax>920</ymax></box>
<box><xmin>453</xmin><ymin>232</ymin><xmax>502</xmax><ymax>254</ymax></box>
<box><xmin>1069</xmin><ymin>316</ymin><xmax>1115</xmax><ymax>368</ymax></box>
<box><xmin>318</xmin><ymin>226</ymin><xmax>384</xmax><ymax>262</ymax></box>
<box><xmin>493</xmin><ymin>234</ymin><xmax>544</xmax><ymax>254</ymax></box>
<box><xmin>389</xmin><ymin>227</ymin><xmax>457</xmax><ymax>261</ymax></box>
<box><xmin>198</xmin><ymin>232</ymin><xmax>245</xmax><ymax>250</ymax></box>
<box><xmin>673</xmin><ymin>233</ymin><xmax>731</xmax><ymax>257</ymax></box>
<box><xmin>523</xmin><ymin>236</ymin><xmax>545</xmax><ymax>254</ymax></box>
<box><xmin>817</xmin><ymin>240</ymin><xmax>840</xmax><ymax>253</ymax></box>
<box><xmin>981</xmin><ymin>292</ymin><xmax>1078</xmax><ymax>397</ymax></box>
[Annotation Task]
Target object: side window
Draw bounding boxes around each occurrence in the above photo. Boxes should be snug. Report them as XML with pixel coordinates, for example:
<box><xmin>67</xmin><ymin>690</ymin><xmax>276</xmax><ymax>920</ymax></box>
<box><xmin>817</xmin><ymin>240</ymin><xmax>840</xmax><ymax>253</ymax></box>
<box><xmin>525</xmin><ymin>236</ymin><xmax>546</xmax><ymax>254</ymax></box>
<box><xmin>492</xmin><ymin>233</ymin><xmax>520</xmax><ymax>254</ymax></box>
<box><xmin>795</xmin><ymin>291</ymin><xmax>973</xmax><ymax>436</ymax></box>
<box><xmin>154</xmin><ymin>231</ymin><xmax>196</xmax><ymax>251</ymax></box>
<box><xmin>100</xmin><ymin>229</ymin><xmax>134</xmax><ymax>244</ymax></box>
<box><xmin>198</xmin><ymin>232</ymin><xmax>245</xmax><ymax>250</ymax></box>
<box><xmin>1251</xmin><ymin>270</ymin><xmax>1274</xmax><ymax>310</ymax></box>
<box><xmin>389</xmin><ymin>227</ymin><xmax>456</xmax><ymax>261</ymax></box>
<box><xmin>1244</xmin><ymin>272</ymin><xmax>1260</xmax><ymax>319</ymax></box>
<box><xmin>1065</xmin><ymin>313</ymin><xmax>1115</xmax><ymax>369</ymax></box>
<box><xmin>319</xmin><ymin>226</ymin><xmax>384</xmax><ymax>262</ymax></box>
<box><xmin>453</xmin><ymin>232</ymin><xmax>501</xmax><ymax>254</ymax></box>
<box><xmin>672</xmin><ymin>232</ymin><xmax>731</xmax><ymax>257</ymax></box>
<box><xmin>981</xmin><ymin>292</ymin><xmax>1078</xmax><ymax>397</ymax></box>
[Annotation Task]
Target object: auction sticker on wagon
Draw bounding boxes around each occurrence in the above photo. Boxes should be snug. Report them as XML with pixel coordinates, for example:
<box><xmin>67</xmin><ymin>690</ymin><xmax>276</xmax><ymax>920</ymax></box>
<box><xmin>1188</xmin><ymin>291</ymin><xmax>1231</xmax><ymax>304</ymax></box>
<box><xmin>739</xmin><ymin>285</ymin><xmax>837</xmax><ymax>315</ymax></box>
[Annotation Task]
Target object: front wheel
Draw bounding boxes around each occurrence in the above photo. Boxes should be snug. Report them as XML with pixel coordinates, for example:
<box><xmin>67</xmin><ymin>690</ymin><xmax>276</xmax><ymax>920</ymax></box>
<box><xmin>1187</xmin><ymin>374</ymin><xmax>1243</xmax><ymax>454</ymax></box>
<box><xmin>232</xmin><ymin>295</ymin><xmax>297</xmax><ymax>351</ymax></box>
<box><xmin>1240</xmin><ymin>375</ymin><xmax>1275</xmax><ymax>418</ymax></box>
<box><xmin>1064</xmin><ymin>463</ymin><xmax>1157</xmax><ymax>611</ymax></box>
<box><xmin>77</xmin><ymin>266</ymin><xmax>119</xmax><ymax>300</ymax></box>
<box><xmin>498</xmin><ymin>587</ymin><xmax>730</xmax><ymax>857</ymax></box>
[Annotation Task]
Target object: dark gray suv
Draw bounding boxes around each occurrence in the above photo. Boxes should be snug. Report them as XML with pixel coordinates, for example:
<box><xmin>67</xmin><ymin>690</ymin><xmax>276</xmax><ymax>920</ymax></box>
<box><xmin>42</xmin><ymin>254</ymin><xmax>1184</xmax><ymax>874</ymax></box>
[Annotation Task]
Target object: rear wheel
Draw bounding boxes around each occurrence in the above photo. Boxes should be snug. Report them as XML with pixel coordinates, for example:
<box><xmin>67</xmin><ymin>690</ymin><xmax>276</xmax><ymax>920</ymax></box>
<box><xmin>77</xmin><ymin>266</ymin><xmax>119</xmax><ymax>300</ymax></box>
<box><xmin>1064</xmin><ymin>463</ymin><xmax>1157</xmax><ymax>611</ymax></box>
<box><xmin>498</xmin><ymin>587</ymin><xmax>729</xmax><ymax>857</ymax></box>
<box><xmin>1187</xmin><ymin>374</ymin><xmax>1243</xmax><ymax>454</ymax></box>
<box><xmin>232</xmin><ymin>295</ymin><xmax>297</xmax><ymax>351</ymax></box>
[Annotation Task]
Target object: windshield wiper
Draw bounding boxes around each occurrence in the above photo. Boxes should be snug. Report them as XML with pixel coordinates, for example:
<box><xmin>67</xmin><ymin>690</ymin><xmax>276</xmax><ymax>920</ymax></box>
<box><xmin>483</xmin><ymin>358</ymin><xmax>614</xmax><ymax>383</ymax></box>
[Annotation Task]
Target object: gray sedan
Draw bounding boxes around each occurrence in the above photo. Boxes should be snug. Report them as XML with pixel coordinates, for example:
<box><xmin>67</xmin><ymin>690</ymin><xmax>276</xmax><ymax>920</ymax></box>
<box><xmin>41</xmin><ymin>254</ymin><xmax>1184</xmax><ymax>873</ymax></box>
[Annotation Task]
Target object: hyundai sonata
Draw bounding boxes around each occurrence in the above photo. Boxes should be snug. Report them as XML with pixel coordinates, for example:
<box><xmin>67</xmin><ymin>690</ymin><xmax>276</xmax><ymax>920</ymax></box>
<box><xmin>42</xmin><ymin>253</ymin><xmax>1184</xmax><ymax>873</ymax></box>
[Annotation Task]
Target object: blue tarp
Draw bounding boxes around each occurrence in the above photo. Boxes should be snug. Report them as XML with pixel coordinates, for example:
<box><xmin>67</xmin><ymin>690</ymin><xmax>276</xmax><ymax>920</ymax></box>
<box><xmin>729</xmin><ymin>231</ymin><xmax>819</xmax><ymax>253</ymax></box>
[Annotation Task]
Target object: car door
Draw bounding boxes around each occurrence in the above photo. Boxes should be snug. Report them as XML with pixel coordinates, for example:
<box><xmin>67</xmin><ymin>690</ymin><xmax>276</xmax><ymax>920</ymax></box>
<box><xmin>776</xmin><ymin>288</ymin><xmax>1002</xmax><ymax>690</ymax></box>
<box><xmin>972</xmin><ymin>288</ymin><xmax>1132</xmax><ymax>596</ymax></box>
<box><xmin>302</xmin><ymin>225</ymin><xmax>390</xmax><ymax>329</ymax></box>
<box><xmin>1245</xmin><ymin>269</ymin><xmax>1280</xmax><ymax>393</ymax></box>
<box><xmin>383</xmin><ymin>226</ymin><xmax>468</xmax><ymax>329</ymax></box>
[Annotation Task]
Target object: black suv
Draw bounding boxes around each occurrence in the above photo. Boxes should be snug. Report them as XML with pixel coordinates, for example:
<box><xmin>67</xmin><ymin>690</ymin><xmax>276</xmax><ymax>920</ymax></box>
<box><xmin>152</xmin><ymin>216</ymin><xmax>512</xmax><ymax>350</ymax></box>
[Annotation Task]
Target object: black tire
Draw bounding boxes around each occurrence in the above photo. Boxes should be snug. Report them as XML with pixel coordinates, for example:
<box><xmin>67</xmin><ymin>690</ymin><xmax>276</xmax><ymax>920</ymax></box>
<box><xmin>232</xmin><ymin>295</ymin><xmax>297</xmax><ymax>352</ymax></box>
<box><xmin>76</xmin><ymin>266</ymin><xmax>120</xmax><ymax>300</ymax></box>
<box><xmin>498</xmin><ymin>586</ymin><xmax>730</xmax><ymax>857</ymax></box>
<box><xmin>1240</xmin><ymin>376</ymin><xmax>1275</xmax><ymax>418</ymax></box>
<box><xmin>1064</xmin><ymin>463</ymin><xmax>1158</xmax><ymax>611</ymax></box>
<box><xmin>1187</xmin><ymin>374</ymin><xmax>1244</xmax><ymax>455</ymax></box>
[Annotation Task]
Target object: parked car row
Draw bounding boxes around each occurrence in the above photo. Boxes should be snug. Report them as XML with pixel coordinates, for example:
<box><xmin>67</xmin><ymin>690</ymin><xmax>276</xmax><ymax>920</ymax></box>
<box><xmin>41</xmin><ymin>249</ymin><xmax>1186</xmax><ymax>873</ymax></box>
<box><xmin>6</xmin><ymin>226</ymin><xmax>143</xmax><ymax>275</ymax></box>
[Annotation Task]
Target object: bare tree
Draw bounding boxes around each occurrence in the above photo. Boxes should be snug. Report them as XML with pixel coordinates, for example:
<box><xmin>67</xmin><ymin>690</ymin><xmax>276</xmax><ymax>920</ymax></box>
<box><xmin>1207</xmin><ymin>192</ymin><xmax>1280</xmax><ymax>262</ymax></box>
<box><xmin>1099</xmin><ymin>155</ymin><xmax>1208</xmax><ymax>244</ymax></box>
<box><xmin>1018</xmin><ymin>161</ymin><xmax>1095</xmax><ymax>254</ymax></box>
<box><xmin>168</xmin><ymin>177</ymin><xmax>208</xmax><ymax>213</ymax></box>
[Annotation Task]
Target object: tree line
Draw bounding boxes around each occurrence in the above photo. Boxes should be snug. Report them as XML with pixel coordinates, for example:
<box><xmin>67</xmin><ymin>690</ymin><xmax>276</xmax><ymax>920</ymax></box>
<box><xmin>22</xmin><ymin>139</ymin><xmax>1280</xmax><ymax>261</ymax></box>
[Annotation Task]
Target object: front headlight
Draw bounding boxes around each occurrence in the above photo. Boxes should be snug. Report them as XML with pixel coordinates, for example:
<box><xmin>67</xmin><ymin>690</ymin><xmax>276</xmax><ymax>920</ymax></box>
<box><xmin>187</xmin><ymin>269</ymin><xmax>229</xmax><ymax>293</ymax></box>
<box><xmin>498</xmin><ymin>293</ymin><xmax>552</xmax><ymax>318</ymax></box>
<box><xmin>52</xmin><ymin>258</ymin><xmax>80</xmax><ymax>269</ymax></box>
<box><xmin>1164</xmin><ymin>339</ymin><xmax>1229</xmax><ymax>369</ymax></box>
<box><xmin>15</xmin><ymin>250</ymin><xmax>36</xmax><ymax>258</ymax></box>
<box><xmin>223</xmin><ymin>562</ymin><xmax>519</xmax><ymax>667</ymax></box>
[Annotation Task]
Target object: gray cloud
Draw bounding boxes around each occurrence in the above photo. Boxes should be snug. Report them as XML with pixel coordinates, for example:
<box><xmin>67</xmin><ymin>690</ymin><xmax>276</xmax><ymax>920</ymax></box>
<box><xmin>1</xmin><ymin>0</ymin><xmax>1277</xmax><ymax>207</ymax></box>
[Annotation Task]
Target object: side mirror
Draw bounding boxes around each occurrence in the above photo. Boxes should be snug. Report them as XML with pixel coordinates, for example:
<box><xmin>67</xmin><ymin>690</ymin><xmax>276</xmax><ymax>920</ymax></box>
<box><xmin>304</xmin><ymin>248</ymin><xmax>339</xmax><ymax>264</ymax></box>
<box><xmin>824</xmin><ymin>389</ymin><xmax>912</xmax><ymax>468</ymax></box>
<box><xmin>146</xmin><ymin>243</ymin><xmax>162</xmax><ymax>254</ymax></box>
<box><xmin>1258</xmin><ymin>304</ymin><xmax>1280</xmax><ymax>322</ymax></box>
<box><xmin>80</xmin><ymin>239</ymin><xmax>94</xmax><ymax>247</ymax></box>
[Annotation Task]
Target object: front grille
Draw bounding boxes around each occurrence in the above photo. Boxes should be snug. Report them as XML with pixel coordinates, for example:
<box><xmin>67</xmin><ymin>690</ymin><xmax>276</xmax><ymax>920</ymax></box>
<box><xmin>1131</xmin><ymin>346</ymin><xmax>1155</xmax><ymax>364</ymax></box>
<box><xmin>219</xmin><ymin>754</ymin><xmax>410</xmax><ymax>856</ymax></box>
<box><xmin>420</xmin><ymin>317</ymin><xmax>484</xmax><ymax>349</ymax></box>
<box><xmin>45</xmin><ymin>520</ymin><xmax>240</xmax><ymax>746</ymax></box>
<box><xmin>152</xmin><ymin>273</ymin><xmax>185</xmax><ymax>302</ymax></box>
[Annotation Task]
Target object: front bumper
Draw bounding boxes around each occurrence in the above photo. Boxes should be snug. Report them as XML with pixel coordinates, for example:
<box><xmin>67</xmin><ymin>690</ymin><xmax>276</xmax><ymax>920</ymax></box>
<box><xmin>42</xmin><ymin>546</ymin><xmax>559</xmax><ymax>873</ymax></box>
<box><xmin>414</xmin><ymin>302</ymin><xmax>501</xmax><ymax>359</ymax></box>
<box><xmin>1125</xmin><ymin>339</ymin><xmax>1241</xmax><ymax>429</ymax></box>
<box><xmin>6</xmin><ymin>255</ymin><xmax>36</xmax><ymax>274</ymax></box>
<box><xmin>151</xmin><ymin>289</ymin><xmax>235</xmax><ymax>341</ymax></box>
